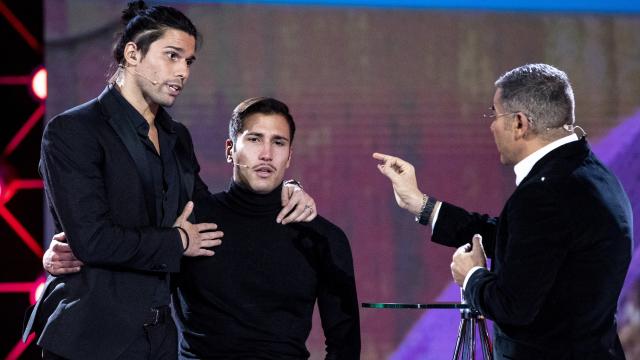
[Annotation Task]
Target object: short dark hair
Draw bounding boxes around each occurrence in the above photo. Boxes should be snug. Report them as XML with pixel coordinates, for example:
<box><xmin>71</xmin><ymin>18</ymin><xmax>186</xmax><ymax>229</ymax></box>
<box><xmin>111</xmin><ymin>1</ymin><xmax>201</xmax><ymax>66</ymax></box>
<box><xmin>495</xmin><ymin>63</ymin><xmax>575</xmax><ymax>136</ymax></box>
<box><xmin>229</xmin><ymin>97</ymin><xmax>296</xmax><ymax>143</ymax></box>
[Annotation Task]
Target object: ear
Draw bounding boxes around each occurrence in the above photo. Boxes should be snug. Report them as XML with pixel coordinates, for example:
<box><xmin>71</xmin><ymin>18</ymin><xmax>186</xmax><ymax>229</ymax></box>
<box><xmin>513</xmin><ymin>112</ymin><xmax>531</xmax><ymax>140</ymax></box>
<box><xmin>123</xmin><ymin>42</ymin><xmax>140</xmax><ymax>66</ymax></box>
<box><xmin>285</xmin><ymin>146</ymin><xmax>293</xmax><ymax>169</ymax></box>
<box><xmin>225</xmin><ymin>139</ymin><xmax>234</xmax><ymax>163</ymax></box>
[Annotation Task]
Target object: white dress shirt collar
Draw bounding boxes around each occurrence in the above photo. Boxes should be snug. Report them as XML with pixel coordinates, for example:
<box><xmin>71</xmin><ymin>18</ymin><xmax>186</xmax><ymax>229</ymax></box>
<box><xmin>513</xmin><ymin>133</ymin><xmax>579</xmax><ymax>186</ymax></box>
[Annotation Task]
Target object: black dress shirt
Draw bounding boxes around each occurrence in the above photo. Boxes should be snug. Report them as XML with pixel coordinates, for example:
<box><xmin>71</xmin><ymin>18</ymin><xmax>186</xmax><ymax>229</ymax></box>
<box><xmin>112</xmin><ymin>89</ymin><xmax>181</xmax><ymax>306</ymax></box>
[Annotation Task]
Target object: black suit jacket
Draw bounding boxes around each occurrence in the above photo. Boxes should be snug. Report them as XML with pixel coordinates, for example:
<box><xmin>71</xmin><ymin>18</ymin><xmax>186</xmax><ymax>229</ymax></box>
<box><xmin>433</xmin><ymin>138</ymin><xmax>633</xmax><ymax>359</ymax></box>
<box><xmin>22</xmin><ymin>87</ymin><xmax>208</xmax><ymax>359</ymax></box>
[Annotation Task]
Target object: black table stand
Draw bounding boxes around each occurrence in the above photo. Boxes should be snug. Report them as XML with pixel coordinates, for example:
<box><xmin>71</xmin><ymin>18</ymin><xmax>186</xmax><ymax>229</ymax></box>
<box><xmin>452</xmin><ymin>304</ymin><xmax>492</xmax><ymax>360</ymax></box>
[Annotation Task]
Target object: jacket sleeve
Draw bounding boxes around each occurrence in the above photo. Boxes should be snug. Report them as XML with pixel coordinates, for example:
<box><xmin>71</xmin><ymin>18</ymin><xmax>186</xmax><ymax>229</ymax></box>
<box><xmin>192</xmin><ymin>164</ymin><xmax>210</xmax><ymax>204</ymax></box>
<box><xmin>432</xmin><ymin>202</ymin><xmax>499</xmax><ymax>258</ymax></box>
<box><xmin>40</xmin><ymin>114</ymin><xmax>184</xmax><ymax>273</ymax></box>
<box><xmin>464</xmin><ymin>182</ymin><xmax>569</xmax><ymax>325</ymax></box>
<box><xmin>317</xmin><ymin>225</ymin><xmax>361</xmax><ymax>360</ymax></box>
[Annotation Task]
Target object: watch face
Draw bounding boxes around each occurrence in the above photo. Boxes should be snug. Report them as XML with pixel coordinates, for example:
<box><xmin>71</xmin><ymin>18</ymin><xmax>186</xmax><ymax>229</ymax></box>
<box><xmin>284</xmin><ymin>179</ymin><xmax>302</xmax><ymax>188</ymax></box>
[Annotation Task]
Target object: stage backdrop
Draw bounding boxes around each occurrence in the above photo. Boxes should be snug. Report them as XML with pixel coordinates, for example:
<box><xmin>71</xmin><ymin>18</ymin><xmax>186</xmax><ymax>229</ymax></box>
<box><xmin>45</xmin><ymin>1</ymin><xmax>640</xmax><ymax>358</ymax></box>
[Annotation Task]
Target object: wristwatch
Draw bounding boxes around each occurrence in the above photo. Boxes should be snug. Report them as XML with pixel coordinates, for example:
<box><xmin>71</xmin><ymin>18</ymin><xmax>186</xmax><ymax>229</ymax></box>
<box><xmin>283</xmin><ymin>179</ymin><xmax>303</xmax><ymax>189</ymax></box>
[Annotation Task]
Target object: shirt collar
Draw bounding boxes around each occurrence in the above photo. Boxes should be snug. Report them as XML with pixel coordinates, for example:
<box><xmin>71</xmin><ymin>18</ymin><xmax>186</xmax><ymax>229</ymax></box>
<box><xmin>513</xmin><ymin>133</ymin><xmax>579</xmax><ymax>185</ymax></box>
<box><xmin>109</xmin><ymin>85</ymin><xmax>175</xmax><ymax>134</ymax></box>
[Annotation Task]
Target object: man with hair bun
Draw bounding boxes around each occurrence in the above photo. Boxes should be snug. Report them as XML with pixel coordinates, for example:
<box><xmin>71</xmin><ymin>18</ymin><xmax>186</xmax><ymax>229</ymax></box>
<box><xmin>23</xmin><ymin>2</ymin><xmax>315</xmax><ymax>359</ymax></box>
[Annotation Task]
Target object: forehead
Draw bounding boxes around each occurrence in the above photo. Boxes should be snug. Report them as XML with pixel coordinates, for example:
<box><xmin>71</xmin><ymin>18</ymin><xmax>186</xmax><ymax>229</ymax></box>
<box><xmin>241</xmin><ymin>113</ymin><xmax>290</xmax><ymax>136</ymax></box>
<box><xmin>493</xmin><ymin>88</ymin><xmax>505</xmax><ymax>109</ymax></box>
<box><xmin>493</xmin><ymin>88</ymin><xmax>502</xmax><ymax>103</ymax></box>
<box><xmin>151</xmin><ymin>28</ymin><xmax>196</xmax><ymax>54</ymax></box>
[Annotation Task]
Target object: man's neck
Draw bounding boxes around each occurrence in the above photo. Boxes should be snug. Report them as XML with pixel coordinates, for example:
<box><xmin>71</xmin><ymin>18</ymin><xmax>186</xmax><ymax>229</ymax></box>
<box><xmin>513</xmin><ymin>133</ymin><xmax>579</xmax><ymax>185</ymax></box>
<box><xmin>116</xmin><ymin>83</ymin><xmax>158</xmax><ymax>126</ymax></box>
<box><xmin>232</xmin><ymin>179</ymin><xmax>281</xmax><ymax>196</ymax></box>
<box><xmin>514</xmin><ymin>129</ymin><xmax>575</xmax><ymax>164</ymax></box>
<box><xmin>516</xmin><ymin>137</ymin><xmax>554</xmax><ymax>164</ymax></box>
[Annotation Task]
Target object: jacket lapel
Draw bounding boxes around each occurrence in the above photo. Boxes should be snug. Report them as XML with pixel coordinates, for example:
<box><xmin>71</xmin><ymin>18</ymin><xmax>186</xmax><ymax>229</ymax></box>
<box><xmin>97</xmin><ymin>87</ymin><xmax>157</xmax><ymax>225</ymax></box>
<box><xmin>159</xmin><ymin>109</ymin><xmax>196</xmax><ymax>223</ymax></box>
<box><xmin>173</xmin><ymin>132</ymin><xmax>196</xmax><ymax>223</ymax></box>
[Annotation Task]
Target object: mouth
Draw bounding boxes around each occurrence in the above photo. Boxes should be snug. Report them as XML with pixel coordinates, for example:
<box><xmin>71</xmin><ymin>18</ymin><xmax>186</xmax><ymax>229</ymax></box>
<box><xmin>167</xmin><ymin>83</ymin><xmax>182</xmax><ymax>96</ymax></box>
<box><xmin>253</xmin><ymin>164</ymin><xmax>276</xmax><ymax>178</ymax></box>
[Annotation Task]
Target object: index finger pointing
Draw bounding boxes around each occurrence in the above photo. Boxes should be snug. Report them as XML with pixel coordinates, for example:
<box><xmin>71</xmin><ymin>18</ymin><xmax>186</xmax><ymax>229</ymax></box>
<box><xmin>372</xmin><ymin>152</ymin><xmax>392</xmax><ymax>162</ymax></box>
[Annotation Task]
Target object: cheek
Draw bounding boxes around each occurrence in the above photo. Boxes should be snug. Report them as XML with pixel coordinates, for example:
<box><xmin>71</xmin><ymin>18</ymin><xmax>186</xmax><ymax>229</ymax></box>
<box><xmin>277</xmin><ymin>149</ymin><xmax>291</xmax><ymax>167</ymax></box>
<box><xmin>490</xmin><ymin>120</ymin><xmax>497</xmax><ymax>133</ymax></box>
<box><xmin>235</xmin><ymin>151</ymin><xmax>250</xmax><ymax>164</ymax></box>
<box><xmin>233</xmin><ymin>143</ymin><xmax>252</xmax><ymax>160</ymax></box>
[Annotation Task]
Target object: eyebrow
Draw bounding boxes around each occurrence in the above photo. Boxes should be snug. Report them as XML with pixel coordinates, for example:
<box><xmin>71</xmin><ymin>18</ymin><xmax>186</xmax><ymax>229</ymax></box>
<box><xmin>246</xmin><ymin>132</ymin><xmax>290</xmax><ymax>142</ymax></box>
<box><xmin>164</xmin><ymin>46</ymin><xmax>196</xmax><ymax>61</ymax></box>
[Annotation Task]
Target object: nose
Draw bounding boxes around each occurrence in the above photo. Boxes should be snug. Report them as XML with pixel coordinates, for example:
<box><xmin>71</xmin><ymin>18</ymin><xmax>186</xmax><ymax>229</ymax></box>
<box><xmin>259</xmin><ymin>143</ymin><xmax>273</xmax><ymax>161</ymax></box>
<box><xmin>176</xmin><ymin>61</ymin><xmax>189</xmax><ymax>82</ymax></box>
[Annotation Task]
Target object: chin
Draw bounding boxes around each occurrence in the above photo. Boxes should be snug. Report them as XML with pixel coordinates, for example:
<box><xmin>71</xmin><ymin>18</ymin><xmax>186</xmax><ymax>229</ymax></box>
<box><xmin>499</xmin><ymin>155</ymin><xmax>517</xmax><ymax>166</ymax></box>
<box><xmin>151</xmin><ymin>93</ymin><xmax>177</xmax><ymax>108</ymax></box>
<box><xmin>159</xmin><ymin>98</ymin><xmax>177</xmax><ymax>108</ymax></box>
<box><xmin>249</xmin><ymin>182</ymin><xmax>278</xmax><ymax>194</ymax></box>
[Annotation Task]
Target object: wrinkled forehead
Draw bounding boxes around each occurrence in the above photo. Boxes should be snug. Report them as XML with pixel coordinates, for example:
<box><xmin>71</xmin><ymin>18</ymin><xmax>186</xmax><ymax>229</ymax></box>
<box><xmin>152</xmin><ymin>28</ymin><xmax>196</xmax><ymax>53</ymax></box>
<box><xmin>240</xmin><ymin>113</ymin><xmax>291</xmax><ymax>138</ymax></box>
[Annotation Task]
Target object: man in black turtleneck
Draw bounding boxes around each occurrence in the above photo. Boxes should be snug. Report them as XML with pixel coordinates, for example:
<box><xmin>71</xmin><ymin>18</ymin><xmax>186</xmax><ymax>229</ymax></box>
<box><xmin>173</xmin><ymin>97</ymin><xmax>360</xmax><ymax>359</ymax></box>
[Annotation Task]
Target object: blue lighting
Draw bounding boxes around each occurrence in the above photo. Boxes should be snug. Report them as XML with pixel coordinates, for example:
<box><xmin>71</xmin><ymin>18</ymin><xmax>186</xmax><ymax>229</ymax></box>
<box><xmin>158</xmin><ymin>0</ymin><xmax>640</xmax><ymax>13</ymax></box>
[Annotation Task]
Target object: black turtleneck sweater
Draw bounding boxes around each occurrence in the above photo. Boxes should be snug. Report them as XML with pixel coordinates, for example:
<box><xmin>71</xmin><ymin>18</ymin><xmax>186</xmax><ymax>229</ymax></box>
<box><xmin>173</xmin><ymin>182</ymin><xmax>360</xmax><ymax>359</ymax></box>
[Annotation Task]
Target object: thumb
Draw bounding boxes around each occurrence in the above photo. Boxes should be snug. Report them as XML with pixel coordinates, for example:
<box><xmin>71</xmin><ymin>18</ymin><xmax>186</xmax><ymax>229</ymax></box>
<box><xmin>281</xmin><ymin>184</ymin><xmax>291</xmax><ymax>207</ymax></box>
<box><xmin>377</xmin><ymin>162</ymin><xmax>399</xmax><ymax>181</ymax></box>
<box><xmin>53</xmin><ymin>232</ymin><xmax>67</xmax><ymax>242</ymax></box>
<box><xmin>472</xmin><ymin>234</ymin><xmax>485</xmax><ymax>255</ymax></box>
<box><xmin>177</xmin><ymin>201</ymin><xmax>194</xmax><ymax>224</ymax></box>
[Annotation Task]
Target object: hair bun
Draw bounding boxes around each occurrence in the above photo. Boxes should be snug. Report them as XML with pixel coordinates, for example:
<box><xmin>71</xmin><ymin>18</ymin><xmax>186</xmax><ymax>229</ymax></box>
<box><xmin>122</xmin><ymin>0</ymin><xmax>148</xmax><ymax>24</ymax></box>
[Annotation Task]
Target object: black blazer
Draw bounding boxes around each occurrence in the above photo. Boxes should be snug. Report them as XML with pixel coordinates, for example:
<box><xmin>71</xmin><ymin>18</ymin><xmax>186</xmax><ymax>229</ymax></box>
<box><xmin>22</xmin><ymin>87</ymin><xmax>208</xmax><ymax>359</ymax></box>
<box><xmin>433</xmin><ymin>139</ymin><xmax>633</xmax><ymax>359</ymax></box>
